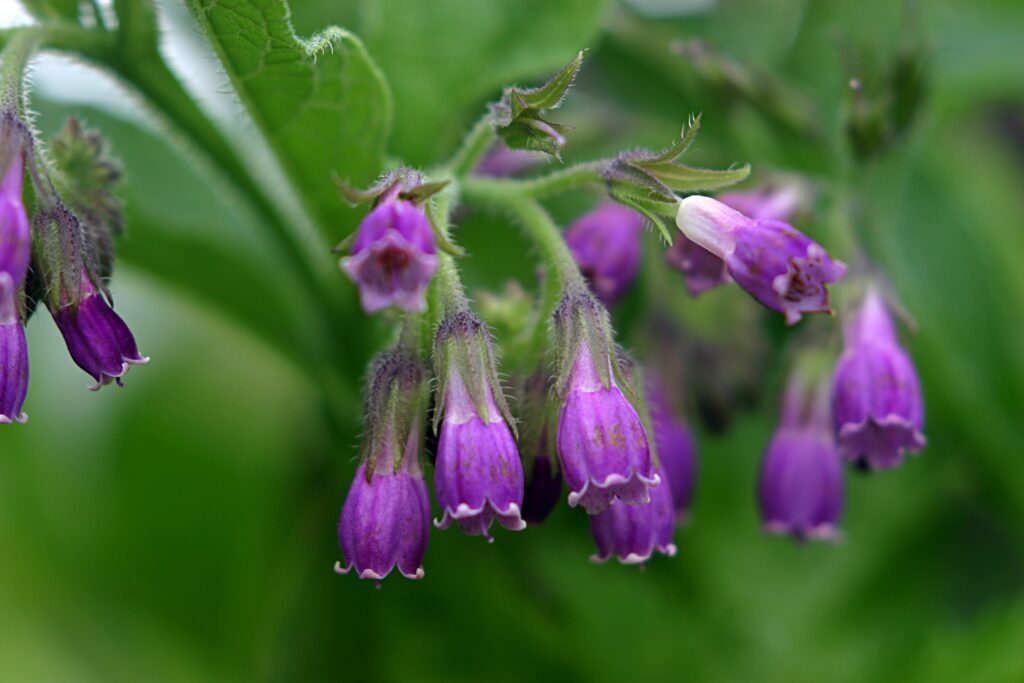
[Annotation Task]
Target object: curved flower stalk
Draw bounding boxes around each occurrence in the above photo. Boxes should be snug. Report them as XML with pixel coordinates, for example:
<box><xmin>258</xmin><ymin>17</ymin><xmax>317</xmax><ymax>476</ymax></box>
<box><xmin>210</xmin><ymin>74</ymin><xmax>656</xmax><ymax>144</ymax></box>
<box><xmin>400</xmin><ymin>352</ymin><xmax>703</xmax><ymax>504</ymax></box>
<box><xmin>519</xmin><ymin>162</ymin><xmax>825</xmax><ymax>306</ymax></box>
<box><xmin>831</xmin><ymin>287</ymin><xmax>925</xmax><ymax>469</ymax></box>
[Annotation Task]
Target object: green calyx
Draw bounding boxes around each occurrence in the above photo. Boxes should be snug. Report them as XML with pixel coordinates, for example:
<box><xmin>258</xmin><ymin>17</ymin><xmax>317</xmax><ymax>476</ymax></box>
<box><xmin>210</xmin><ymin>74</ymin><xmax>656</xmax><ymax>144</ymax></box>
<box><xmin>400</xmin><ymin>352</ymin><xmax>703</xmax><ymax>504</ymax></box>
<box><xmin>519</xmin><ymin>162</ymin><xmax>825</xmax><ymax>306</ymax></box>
<box><xmin>489</xmin><ymin>50</ymin><xmax>584</xmax><ymax>160</ymax></box>
<box><xmin>432</xmin><ymin>310</ymin><xmax>516</xmax><ymax>437</ymax></box>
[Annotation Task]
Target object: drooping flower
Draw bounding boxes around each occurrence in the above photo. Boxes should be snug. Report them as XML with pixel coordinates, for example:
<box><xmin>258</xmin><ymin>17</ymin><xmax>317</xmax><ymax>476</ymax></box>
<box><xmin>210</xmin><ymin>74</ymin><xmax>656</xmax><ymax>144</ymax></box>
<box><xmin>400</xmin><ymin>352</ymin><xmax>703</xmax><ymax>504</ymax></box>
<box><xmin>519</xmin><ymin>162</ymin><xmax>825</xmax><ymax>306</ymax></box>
<box><xmin>433</xmin><ymin>312</ymin><xmax>525</xmax><ymax>540</ymax></box>
<box><xmin>832</xmin><ymin>287</ymin><xmax>925</xmax><ymax>469</ymax></box>
<box><xmin>0</xmin><ymin>147</ymin><xmax>30</xmax><ymax>291</ymax></box>
<box><xmin>51</xmin><ymin>273</ymin><xmax>148</xmax><ymax>389</ymax></box>
<box><xmin>646</xmin><ymin>377</ymin><xmax>697</xmax><ymax>522</ymax></box>
<box><xmin>336</xmin><ymin>345</ymin><xmax>431</xmax><ymax>581</ymax></box>
<box><xmin>759</xmin><ymin>372</ymin><xmax>843</xmax><ymax>541</ymax></box>
<box><xmin>589</xmin><ymin>467</ymin><xmax>676</xmax><ymax>564</ymax></box>
<box><xmin>0</xmin><ymin>311</ymin><xmax>28</xmax><ymax>424</ymax></box>
<box><xmin>341</xmin><ymin>197</ymin><xmax>438</xmax><ymax>313</ymax></box>
<box><xmin>0</xmin><ymin>136</ymin><xmax>30</xmax><ymax>423</ymax></box>
<box><xmin>675</xmin><ymin>195</ymin><xmax>846</xmax><ymax>324</ymax></box>
<box><xmin>665</xmin><ymin>183</ymin><xmax>808</xmax><ymax>297</ymax></box>
<box><xmin>336</xmin><ymin>448</ymin><xmax>431</xmax><ymax>582</ymax></box>
<box><xmin>553</xmin><ymin>294</ymin><xmax>657</xmax><ymax>515</ymax></box>
<box><xmin>565</xmin><ymin>203</ymin><xmax>646</xmax><ymax>307</ymax></box>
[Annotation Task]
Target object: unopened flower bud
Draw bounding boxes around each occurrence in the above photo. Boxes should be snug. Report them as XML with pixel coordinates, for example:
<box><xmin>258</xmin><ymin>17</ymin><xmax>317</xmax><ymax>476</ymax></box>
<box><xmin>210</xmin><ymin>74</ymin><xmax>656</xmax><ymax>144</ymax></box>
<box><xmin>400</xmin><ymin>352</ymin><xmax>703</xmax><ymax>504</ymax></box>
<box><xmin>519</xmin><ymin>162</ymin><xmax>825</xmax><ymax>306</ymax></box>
<box><xmin>565</xmin><ymin>203</ymin><xmax>645</xmax><ymax>307</ymax></box>
<box><xmin>759</xmin><ymin>372</ymin><xmax>843</xmax><ymax>541</ymax></box>
<box><xmin>553</xmin><ymin>294</ymin><xmax>657</xmax><ymax>515</ymax></box>
<box><xmin>831</xmin><ymin>287</ymin><xmax>925</xmax><ymax>469</ymax></box>
<box><xmin>675</xmin><ymin>195</ymin><xmax>846</xmax><ymax>324</ymax></box>
<box><xmin>51</xmin><ymin>273</ymin><xmax>148</xmax><ymax>389</ymax></box>
<box><xmin>589</xmin><ymin>467</ymin><xmax>676</xmax><ymax>564</ymax></box>
<box><xmin>433</xmin><ymin>312</ymin><xmax>525</xmax><ymax>540</ymax></box>
<box><xmin>341</xmin><ymin>197</ymin><xmax>438</xmax><ymax>313</ymax></box>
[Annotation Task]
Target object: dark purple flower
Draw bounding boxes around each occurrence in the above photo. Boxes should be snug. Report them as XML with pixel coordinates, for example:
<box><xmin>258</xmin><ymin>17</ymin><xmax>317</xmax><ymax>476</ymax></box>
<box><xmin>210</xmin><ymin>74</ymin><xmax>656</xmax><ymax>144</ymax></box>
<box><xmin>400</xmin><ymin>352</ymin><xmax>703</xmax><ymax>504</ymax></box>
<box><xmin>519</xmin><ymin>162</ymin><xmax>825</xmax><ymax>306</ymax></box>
<box><xmin>52</xmin><ymin>274</ymin><xmax>148</xmax><ymax>390</ymax></box>
<box><xmin>336</xmin><ymin>452</ymin><xmax>431</xmax><ymax>581</ymax></box>
<box><xmin>675</xmin><ymin>195</ymin><xmax>846</xmax><ymax>324</ymax></box>
<box><xmin>646</xmin><ymin>378</ymin><xmax>697</xmax><ymax>522</ymax></box>
<box><xmin>556</xmin><ymin>341</ymin><xmax>657</xmax><ymax>515</ymax></box>
<box><xmin>832</xmin><ymin>288</ymin><xmax>925</xmax><ymax>469</ymax></box>
<box><xmin>664</xmin><ymin>235</ymin><xmax>731</xmax><ymax>297</ymax></box>
<box><xmin>589</xmin><ymin>467</ymin><xmax>676</xmax><ymax>564</ymax></box>
<box><xmin>522</xmin><ymin>441</ymin><xmax>562</xmax><ymax>525</ymax></box>
<box><xmin>759</xmin><ymin>375</ymin><xmax>843</xmax><ymax>541</ymax></box>
<box><xmin>565</xmin><ymin>203</ymin><xmax>645</xmax><ymax>307</ymax></box>
<box><xmin>0</xmin><ymin>316</ymin><xmax>28</xmax><ymax>424</ymax></box>
<box><xmin>0</xmin><ymin>149</ymin><xmax>30</xmax><ymax>290</ymax></box>
<box><xmin>434</xmin><ymin>338</ymin><xmax>525</xmax><ymax>540</ymax></box>
<box><xmin>341</xmin><ymin>198</ymin><xmax>438</xmax><ymax>313</ymax></box>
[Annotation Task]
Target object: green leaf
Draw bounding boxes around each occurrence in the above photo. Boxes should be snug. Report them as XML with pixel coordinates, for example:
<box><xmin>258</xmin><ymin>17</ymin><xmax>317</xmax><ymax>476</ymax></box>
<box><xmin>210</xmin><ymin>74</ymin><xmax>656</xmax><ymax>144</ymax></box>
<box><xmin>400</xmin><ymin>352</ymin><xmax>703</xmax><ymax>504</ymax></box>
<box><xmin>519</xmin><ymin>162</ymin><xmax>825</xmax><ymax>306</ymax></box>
<box><xmin>637</xmin><ymin>161</ymin><xmax>751</xmax><ymax>193</ymax></box>
<box><xmin>186</xmin><ymin>0</ymin><xmax>392</xmax><ymax>236</ymax></box>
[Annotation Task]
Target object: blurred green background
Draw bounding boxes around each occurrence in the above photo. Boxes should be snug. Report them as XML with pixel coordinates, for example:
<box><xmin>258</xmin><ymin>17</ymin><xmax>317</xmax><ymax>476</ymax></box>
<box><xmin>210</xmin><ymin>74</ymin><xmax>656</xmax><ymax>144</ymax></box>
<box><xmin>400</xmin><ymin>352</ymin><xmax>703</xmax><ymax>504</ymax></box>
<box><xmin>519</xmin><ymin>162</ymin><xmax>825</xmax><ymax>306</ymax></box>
<box><xmin>2</xmin><ymin>0</ymin><xmax>1024</xmax><ymax>681</ymax></box>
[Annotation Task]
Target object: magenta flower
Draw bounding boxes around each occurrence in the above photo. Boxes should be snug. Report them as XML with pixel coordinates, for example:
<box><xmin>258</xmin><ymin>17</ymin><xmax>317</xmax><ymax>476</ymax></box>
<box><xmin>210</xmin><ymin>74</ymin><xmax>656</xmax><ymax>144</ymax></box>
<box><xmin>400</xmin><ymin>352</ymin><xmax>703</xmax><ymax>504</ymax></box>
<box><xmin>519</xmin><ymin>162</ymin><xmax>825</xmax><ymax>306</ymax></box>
<box><xmin>0</xmin><ymin>314</ymin><xmax>28</xmax><ymax>424</ymax></box>
<box><xmin>565</xmin><ymin>203</ymin><xmax>645</xmax><ymax>307</ymax></box>
<box><xmin>759</xmin><ymin>374</ymin><xmax>843</xmax><ymax>541</ymax></box>
<box><xmin>556</xmin><ymin>344</ymin><xmax>657</xmax><ymax>514</ymax></box>
<box><xmin>675</xmin><ymin>195</ymin><xmax>846</xmax><ymax>324</ymax></box>
<box><xmin>589</xmin><ymin>468</ymin><xmax>676</xmax><ymax>564</ymax></box>
<box><xmin>0</xmin><ymin>149</ymin><xmax>30</xmax><ymax>291</ymax></box>
<box><xmin>434</xmin><ymin>314</ymin><xmax>525</xmax><ymax>540</ymax></box>
<box><xmin>665</xmin><ymin>184</ymin><xmax>807</xmax><ymax>297</ymax></box>
<box><xmin>341</xmin><ymin>198</ymin><xmax>438</xmax><ymax>313</ymax></box>
<box><xmin>336</xmin><ymin>454</ymin><xmax>431</xmax><ymax>581</ymax></box>
<box><xmin>832</xmin><ymin>288</ymin><xmax>925</xmax><ymax>470</ymax></box>
<box><xmin>52</xmin><ymin>274</ymin><xmax>148</xmax><ymax>389</ymax></box>
<box><xmin>0</xmin><ymin>146</ymin><xmax>29</xmax><ymax>423</ymax></box>
<box><xmin>646</xmin><ymin>377</ymin><xmax>697</xmax><ymax>522</ymax></box>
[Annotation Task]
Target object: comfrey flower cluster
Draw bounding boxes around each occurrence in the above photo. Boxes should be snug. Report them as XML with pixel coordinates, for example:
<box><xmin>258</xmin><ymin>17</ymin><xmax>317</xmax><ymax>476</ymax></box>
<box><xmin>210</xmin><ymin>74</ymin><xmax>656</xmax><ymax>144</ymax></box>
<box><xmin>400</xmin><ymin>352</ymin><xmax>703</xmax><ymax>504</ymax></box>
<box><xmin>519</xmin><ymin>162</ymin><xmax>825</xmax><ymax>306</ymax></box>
<box><xmin>0</xmin><ymin>103</ymin><xmax>145</xmax><ymax>425</ymax></box>
<box><xmin>331</xmin><ymin>53</ymin><xmax>927</xmax><ymax>580</ymax></box>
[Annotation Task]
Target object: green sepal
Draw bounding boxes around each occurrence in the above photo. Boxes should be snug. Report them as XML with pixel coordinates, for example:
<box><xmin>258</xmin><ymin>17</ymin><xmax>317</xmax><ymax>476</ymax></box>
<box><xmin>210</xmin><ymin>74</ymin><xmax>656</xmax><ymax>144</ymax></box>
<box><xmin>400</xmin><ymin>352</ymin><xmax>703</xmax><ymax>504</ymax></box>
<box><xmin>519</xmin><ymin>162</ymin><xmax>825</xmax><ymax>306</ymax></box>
<box><xmin>360</xmin><ymin>345</ymin><xmax>427</xmax><ymax>478</ymax></box>
<box><xmin>432</xmin><ymin>311</ymin><xmax>516</xmax><ymax>438</ymax></box>
<box><xmin>490</xmin><ymin>50</ymin><xmax>583</xmax><ymax>159</ymax></box>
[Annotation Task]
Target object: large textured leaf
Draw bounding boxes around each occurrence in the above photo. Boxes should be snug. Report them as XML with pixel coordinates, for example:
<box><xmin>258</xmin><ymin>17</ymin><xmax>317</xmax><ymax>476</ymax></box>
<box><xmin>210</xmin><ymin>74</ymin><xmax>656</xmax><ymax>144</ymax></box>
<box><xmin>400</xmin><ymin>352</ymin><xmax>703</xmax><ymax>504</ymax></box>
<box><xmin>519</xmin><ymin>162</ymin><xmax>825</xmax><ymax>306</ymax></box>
<box><xmin>186</xmin><ymin>0</ymin><xmax>392</xmax><ymax>234</ymax></box>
